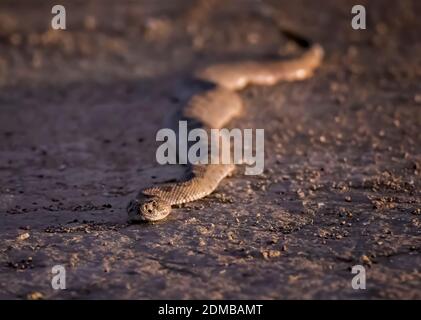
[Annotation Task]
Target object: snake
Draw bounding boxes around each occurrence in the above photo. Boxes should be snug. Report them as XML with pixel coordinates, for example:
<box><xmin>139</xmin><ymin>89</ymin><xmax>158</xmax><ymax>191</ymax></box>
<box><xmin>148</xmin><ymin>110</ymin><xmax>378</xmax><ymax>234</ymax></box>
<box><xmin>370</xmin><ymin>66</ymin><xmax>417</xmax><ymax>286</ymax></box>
<box><xmin>127</xmin><ymin>31</ymin><xmax>324</xmax><ymax>222</ymax></box>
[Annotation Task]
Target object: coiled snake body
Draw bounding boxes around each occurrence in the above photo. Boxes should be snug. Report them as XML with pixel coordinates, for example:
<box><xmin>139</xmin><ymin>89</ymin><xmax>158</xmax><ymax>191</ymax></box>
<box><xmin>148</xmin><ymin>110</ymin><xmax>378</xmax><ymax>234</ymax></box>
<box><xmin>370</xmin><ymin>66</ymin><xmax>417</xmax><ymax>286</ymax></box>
<box><xmin>128</xmin><ymin>35</ymin><xmax>324</xmax><ymax>222</ymax></box>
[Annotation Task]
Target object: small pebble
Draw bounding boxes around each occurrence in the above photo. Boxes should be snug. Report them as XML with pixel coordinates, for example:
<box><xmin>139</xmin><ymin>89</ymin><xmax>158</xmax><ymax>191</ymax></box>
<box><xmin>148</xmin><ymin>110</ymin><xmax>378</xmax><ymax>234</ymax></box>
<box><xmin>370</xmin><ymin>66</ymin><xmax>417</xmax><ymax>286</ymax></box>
<box><xmin>17</xmin><ymin>232</ymin><xmax>30</xmax><ymax>241</ymax></box>
<box><xmin>361</xmin><ymin>255</ymin><xmax>372</xmax><ymax>265</ymax></box>
<box><xmin>261</xmin><ymin>250</ymin><xmax>281</xmax><ymax>259</ymax></box>
<box><xmin>27</xmin><ymin>292</ymin><xmax>43</xmax><ymax>300</ymax></box>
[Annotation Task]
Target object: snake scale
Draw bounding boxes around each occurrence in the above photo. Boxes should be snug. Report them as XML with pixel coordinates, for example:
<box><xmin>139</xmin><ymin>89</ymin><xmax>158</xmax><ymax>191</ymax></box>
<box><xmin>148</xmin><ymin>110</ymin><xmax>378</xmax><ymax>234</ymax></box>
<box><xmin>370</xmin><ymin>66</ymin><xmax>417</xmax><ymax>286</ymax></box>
<box><xmin>128</xmin><ymin>32</ymin><xmax>324</xmax><ymax>222</ymax></box>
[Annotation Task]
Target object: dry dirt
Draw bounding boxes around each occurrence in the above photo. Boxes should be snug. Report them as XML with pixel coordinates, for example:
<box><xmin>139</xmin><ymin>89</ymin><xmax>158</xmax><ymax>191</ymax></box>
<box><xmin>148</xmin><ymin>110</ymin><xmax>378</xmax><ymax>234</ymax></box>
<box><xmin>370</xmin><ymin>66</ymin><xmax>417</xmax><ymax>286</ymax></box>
<box><xmin>0</xmin><ymin>0</ymin><xmax>420</xmax><ymax>299</ymax></box>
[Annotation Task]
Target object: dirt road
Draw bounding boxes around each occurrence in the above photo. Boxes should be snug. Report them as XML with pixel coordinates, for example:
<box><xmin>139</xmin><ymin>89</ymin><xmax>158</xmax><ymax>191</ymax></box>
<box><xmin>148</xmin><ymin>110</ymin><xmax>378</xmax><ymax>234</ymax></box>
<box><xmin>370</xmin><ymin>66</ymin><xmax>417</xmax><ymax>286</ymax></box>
<box><xmin>0</xmin><ymin>0</ymin><xmax>420</xmax><ymax>299</ymax></box>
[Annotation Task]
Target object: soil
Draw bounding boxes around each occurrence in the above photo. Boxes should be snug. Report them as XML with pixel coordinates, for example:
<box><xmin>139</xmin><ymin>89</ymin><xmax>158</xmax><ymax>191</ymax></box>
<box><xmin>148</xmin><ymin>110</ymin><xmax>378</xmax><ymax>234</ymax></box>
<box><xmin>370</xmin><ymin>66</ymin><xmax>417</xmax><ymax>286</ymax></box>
<box><xmin>0</xmin><ymin>0</ymin><xmax>420</xmax><ymax>299</ymax></box>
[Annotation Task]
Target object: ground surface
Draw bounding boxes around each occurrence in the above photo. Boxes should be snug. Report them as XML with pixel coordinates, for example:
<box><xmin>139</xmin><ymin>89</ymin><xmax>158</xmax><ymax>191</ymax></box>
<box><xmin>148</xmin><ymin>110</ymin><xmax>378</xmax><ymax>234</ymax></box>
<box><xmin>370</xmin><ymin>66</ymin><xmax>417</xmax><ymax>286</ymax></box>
<box><xmin>0</xmin><ymin>0</ymin><xmax>420</xmax><ymax>299</ymax></box>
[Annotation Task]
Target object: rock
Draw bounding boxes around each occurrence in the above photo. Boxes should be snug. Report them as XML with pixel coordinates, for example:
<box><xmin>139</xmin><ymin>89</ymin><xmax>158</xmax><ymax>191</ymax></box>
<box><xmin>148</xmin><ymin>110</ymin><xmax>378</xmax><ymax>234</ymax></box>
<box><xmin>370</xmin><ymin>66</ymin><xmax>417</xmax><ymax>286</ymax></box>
<box><xmin>27</xmin><ymin>292</ymin><xmax>43</xmax><ymax>300</ymax></box>
<box><xmin>261</xmin><ymin>249</ymin><xmax>281</xmax><ymax>259</ymax></box>
<box><xmin>16</xmin><ymin>232</ymin><xmax>30</xmax><ymax>241</ymax></box>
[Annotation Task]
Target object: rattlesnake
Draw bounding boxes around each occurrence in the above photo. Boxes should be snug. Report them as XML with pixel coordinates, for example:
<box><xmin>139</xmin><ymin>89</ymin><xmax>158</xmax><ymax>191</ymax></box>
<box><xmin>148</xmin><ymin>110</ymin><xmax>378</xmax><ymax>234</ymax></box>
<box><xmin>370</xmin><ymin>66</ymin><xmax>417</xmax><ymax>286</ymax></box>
<box><xmin>128</xmin><ymin>32</ymin><xmax>324</xmax><ymax>222</ymax></box>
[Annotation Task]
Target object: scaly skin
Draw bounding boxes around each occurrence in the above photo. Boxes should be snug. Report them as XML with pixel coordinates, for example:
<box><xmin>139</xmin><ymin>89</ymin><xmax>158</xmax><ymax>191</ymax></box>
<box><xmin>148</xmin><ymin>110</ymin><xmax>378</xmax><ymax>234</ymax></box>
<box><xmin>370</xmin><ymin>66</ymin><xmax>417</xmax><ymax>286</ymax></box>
<box><xmin>128</xmin><ymin>42</ymin><xmax>324</xmax><ymax>222</ymax></box>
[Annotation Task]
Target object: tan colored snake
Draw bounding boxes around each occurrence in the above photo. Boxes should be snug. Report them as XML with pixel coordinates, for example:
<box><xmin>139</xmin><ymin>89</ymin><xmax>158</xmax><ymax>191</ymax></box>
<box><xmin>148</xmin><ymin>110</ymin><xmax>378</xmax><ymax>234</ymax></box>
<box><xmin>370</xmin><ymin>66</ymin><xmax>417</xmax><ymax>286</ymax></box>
<box><xmin>128</xmin><ymin>32</ymin><xmax>324</xmax><ymax>222</ymax></box>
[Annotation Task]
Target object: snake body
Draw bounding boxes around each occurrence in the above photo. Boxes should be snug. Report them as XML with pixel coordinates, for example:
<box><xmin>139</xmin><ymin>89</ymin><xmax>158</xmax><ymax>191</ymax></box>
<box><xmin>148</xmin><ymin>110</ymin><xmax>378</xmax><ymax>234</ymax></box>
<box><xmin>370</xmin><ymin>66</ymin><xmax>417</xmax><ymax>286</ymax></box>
<box><xmin>128</xmin><ymin>40</ymin><xmax>324</xmax><ymax>222</ymax></box>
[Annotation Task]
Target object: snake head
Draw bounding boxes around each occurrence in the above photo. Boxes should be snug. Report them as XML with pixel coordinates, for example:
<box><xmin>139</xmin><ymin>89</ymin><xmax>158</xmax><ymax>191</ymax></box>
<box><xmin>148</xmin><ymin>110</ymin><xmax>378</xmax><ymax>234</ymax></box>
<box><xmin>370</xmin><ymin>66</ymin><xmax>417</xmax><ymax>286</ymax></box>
<box><xmin>127</xmin><ymin>194</ymin><xmax>171</xmax><ymax>223</ymax></box>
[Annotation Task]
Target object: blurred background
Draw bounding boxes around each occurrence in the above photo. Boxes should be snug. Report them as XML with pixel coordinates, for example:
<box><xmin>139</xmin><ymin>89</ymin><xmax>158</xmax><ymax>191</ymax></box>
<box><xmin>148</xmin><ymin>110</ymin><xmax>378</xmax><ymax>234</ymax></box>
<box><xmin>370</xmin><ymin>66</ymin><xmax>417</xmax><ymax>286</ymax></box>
<box><xmin>0</xmin><ymin>0</ymin><xmax>419</xmax><ymax>86</ymax></box>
